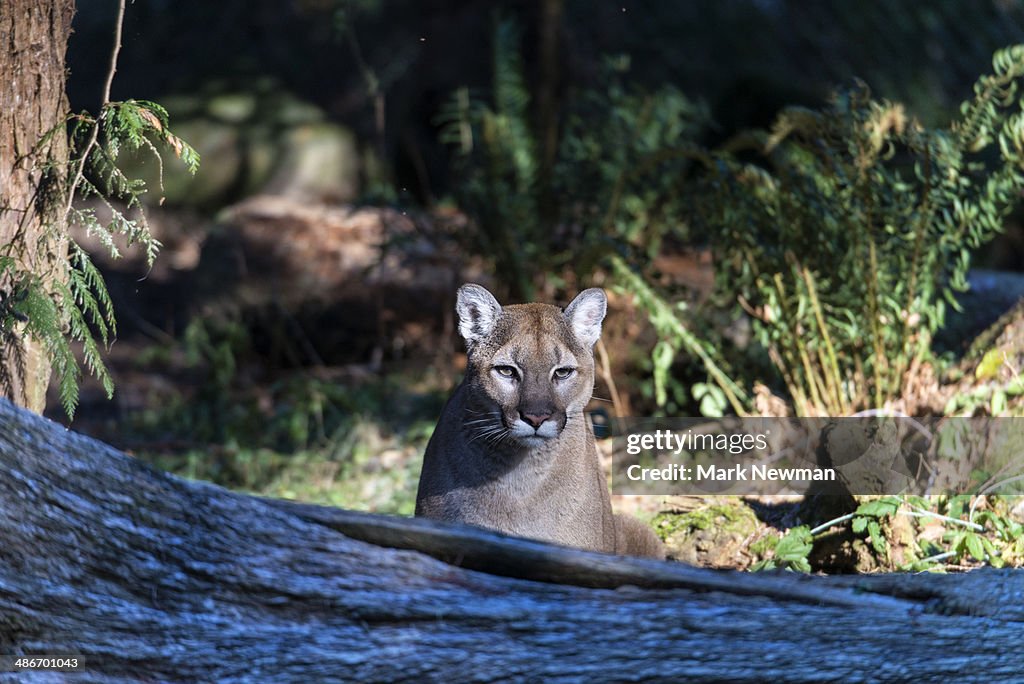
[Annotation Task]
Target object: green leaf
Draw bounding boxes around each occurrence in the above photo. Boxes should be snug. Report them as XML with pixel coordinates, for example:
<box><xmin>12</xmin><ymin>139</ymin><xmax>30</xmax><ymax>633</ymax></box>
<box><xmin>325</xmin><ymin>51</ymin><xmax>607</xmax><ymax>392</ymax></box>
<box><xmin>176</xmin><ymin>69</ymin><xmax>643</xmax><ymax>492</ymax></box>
<box><xmin>867</xmin><ymin>520</ymin><xmax>887</xmax><ymax>555</ymax></box>
<box><xmin>652</xmin><ymin>340</ymin><xmax>676</xmax><ymax>408</ymax></box>
<box><xmin>946</xmin><ymin>495</ymin><xmax>970</xmax><ymax>520</ymax></box>
<box><xmin>976</xmin><ymin>348</ymin><xmax>1005</xmax><ymax>380</ymax></box>
<box><xmin>693</xmin><ymin>382</ymin><xmax>727</xmax><ymax>418</ymax></box>
<box><xmin>964</xmin><ymin>532</ymin><xmax>986</xmax><ymax>562</ymax></box>
<box><xmin>855</xmin><ymin>498</ymin><xmax>900</xmax><ymax>518</ymax></box>
<box><xmin>750</xmin><ymin>559</ymin><xmax>777</xmax><ymax>572</ymax></box>
<box><xmin>991</xmin><ymin>389</ymin><xmax>1007</xmax><ymax>415</ymax></box>
<box><xmin>774</xmin><ymin>525</ymin><xmax>813</xmax><ymax>570</ymax></box>
<box><xmin>950</xmin><ymin>530</ymin><xmax>966</xmax><ymax>555</ymax></box>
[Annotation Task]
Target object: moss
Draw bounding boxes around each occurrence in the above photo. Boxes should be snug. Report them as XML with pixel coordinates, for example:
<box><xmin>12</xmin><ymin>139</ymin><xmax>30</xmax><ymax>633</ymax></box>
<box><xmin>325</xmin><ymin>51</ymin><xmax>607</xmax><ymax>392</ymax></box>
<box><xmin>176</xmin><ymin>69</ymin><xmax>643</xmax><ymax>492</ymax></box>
<box><xmin>654</xmin><ymin>502</ymin><xmax>754</xmax><ymax>538</ymax></box>
<box><xmin>748</xmin><ymin>534</ymin><xmax>778</xmax><ymax>557</ymax></box>
<box><xmin>654</xmin><ymin>499</ymin><xmax>761</xmax><ymax>568</ymax></box>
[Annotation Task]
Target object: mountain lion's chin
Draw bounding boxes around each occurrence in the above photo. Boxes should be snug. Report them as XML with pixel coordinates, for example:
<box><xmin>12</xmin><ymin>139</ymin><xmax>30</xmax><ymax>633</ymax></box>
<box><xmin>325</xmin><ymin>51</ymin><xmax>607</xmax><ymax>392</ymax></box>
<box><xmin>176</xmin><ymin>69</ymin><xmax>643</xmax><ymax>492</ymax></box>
<box><xmin>509</xmin><ymin>420</ymin><xmax>561</xmax><ymax>442</ymax></box>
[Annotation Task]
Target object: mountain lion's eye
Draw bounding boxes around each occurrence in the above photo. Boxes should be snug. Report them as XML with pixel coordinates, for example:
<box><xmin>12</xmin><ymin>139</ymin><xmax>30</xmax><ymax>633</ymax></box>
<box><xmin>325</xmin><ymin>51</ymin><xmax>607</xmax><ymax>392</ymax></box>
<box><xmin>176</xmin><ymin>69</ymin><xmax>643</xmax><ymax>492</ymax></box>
<box><xmin>553</xmin><ymin>367</ymin><xmax>575</xmax><ymax>380</ymax></box>
<box><xmin>494</xmin><ymin>366</ymin><xmax>517</xmax><ymax>378</ymax></box>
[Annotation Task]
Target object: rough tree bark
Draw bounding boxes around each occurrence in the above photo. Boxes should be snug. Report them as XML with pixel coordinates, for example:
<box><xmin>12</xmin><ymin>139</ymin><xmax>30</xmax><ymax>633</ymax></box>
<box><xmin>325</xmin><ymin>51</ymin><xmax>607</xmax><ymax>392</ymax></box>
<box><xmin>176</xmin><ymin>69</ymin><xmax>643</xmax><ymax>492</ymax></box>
<box><xmin>535</xmin><ymin>0</ymin><xmax>563</xmax><ymax>234</ymax></box>
<box><xmin>0</xmin><ymin>1</ymin><xmax>75</xmax><ymax>412</ymax></box>
<box><xmin>0</xmin><ymin>397</ymin><xmax>1022</xmax><ymax>683</ymax></box>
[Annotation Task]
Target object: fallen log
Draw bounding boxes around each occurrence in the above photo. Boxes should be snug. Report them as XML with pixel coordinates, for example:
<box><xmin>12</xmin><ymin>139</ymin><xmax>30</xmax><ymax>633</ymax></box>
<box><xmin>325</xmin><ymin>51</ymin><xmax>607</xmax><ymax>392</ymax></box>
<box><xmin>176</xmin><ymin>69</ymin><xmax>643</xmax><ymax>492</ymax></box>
<box><xmin>0</xmin><ymin>398</ymin><xmax>1022</xmax><ymax>682</ymax></box>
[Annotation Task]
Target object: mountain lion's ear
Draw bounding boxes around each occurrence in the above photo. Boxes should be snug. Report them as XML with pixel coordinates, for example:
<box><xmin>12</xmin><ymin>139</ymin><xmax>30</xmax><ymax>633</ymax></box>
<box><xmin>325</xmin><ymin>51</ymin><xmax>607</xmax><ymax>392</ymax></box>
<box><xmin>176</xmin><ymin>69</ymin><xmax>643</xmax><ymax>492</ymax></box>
<box><xmin>564</xmin><ymin>288</ymin><xmax>607</xmax><ymax>347</ymax></box>
<box><xmin>456</xmin><ymin>284</ymin><xmax>502</xmax><ymax>346</ymax></box>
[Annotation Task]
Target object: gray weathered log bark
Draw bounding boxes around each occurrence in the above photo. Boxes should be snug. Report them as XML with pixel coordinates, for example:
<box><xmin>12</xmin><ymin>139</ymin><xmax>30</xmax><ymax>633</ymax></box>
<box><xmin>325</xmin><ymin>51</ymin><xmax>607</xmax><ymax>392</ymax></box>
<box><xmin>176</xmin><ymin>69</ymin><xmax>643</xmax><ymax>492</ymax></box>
<box><xmin>0</xmin><ymin>397</ymin><xmax>1022</xmax><ymax>682</ymax></box>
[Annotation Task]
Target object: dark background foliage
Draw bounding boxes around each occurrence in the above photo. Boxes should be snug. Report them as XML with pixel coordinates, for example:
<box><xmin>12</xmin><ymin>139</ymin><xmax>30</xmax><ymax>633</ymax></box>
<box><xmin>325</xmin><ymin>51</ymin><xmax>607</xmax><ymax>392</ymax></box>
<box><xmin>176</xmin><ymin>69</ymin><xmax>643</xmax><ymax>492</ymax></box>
<box><xmin>68</xmin><ymin>1</ymin><xmax>1024</xmax><ymax>206</ymax></box>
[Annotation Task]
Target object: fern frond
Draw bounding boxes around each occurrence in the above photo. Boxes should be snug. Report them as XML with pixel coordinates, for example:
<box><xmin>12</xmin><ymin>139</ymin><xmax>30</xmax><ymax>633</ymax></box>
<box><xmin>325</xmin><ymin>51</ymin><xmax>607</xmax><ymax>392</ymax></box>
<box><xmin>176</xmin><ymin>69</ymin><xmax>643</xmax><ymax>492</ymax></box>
<box><xmin>16</xmin><ymin>280</ymin><xmax>83</xmax><ymax>418</ymax></box>
<box><xmin>54</xmin><ymin>277</ymin><xmax>113</xmax><ymax>400</ymax></box>
<box><xmin>436</xmin><ymin>87</ymin><xmax>484</xmax><ymax>155</ymax></box>
<box><xmin>66</xmin><ymin>245</ymin><xmax>114</xmax><ymax>344</ymax></box>
<box><xmin>955</xmin><ymin>45</ymin><xmax>1024</xmax><ymax>151</ymax></box>
<box><xmin>491</xmin><ymin>16</ymin><xmax>537</xmax><ymax>193</ymax></box>
<box><xmin>610</xmin><ymin>255</ymin><xmax>749</xmax><ymax>415</ymax></box>
<box><xmin>105</xmin><ymin>99</ymin><xmax>200</xmax><ymax>174</ymax></box>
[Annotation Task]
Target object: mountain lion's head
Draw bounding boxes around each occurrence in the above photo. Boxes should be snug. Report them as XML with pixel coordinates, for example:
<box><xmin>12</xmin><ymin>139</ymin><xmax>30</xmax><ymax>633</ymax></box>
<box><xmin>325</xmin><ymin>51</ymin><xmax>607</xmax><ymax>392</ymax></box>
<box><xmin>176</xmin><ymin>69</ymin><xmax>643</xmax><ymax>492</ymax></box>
<box><xmin>455</xmin><ymin>284</ymin><xmax>606</xmax><ymax>450</ymax></box>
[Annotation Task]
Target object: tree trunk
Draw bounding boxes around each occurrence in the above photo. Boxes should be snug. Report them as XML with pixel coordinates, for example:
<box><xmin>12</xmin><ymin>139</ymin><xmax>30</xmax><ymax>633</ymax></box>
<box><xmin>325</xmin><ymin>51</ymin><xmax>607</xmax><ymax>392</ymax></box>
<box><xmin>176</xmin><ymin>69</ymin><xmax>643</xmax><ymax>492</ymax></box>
<box><xmin>535</xmin><ymin>0</ymin><xmax>563</xmax><ymax>233</ymax></box>
<box><xmin>0</xmin><ymin>1</ymin><xmax>75</xmax><ymax>413</ymax></box>
<box><xmin>0</xmin><ymin>397</ymin><xmax>1022</xmax><ymax>683</ymax></box>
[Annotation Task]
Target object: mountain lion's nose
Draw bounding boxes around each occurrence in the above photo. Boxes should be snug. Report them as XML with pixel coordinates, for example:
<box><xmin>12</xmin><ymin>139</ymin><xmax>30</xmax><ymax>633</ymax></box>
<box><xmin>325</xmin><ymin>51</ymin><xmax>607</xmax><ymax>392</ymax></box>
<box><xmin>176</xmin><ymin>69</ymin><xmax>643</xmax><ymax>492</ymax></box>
<box><xmin>521</xmin><ymin>411</ymin><xmax>552</xmax><ymax>429</ymax></box>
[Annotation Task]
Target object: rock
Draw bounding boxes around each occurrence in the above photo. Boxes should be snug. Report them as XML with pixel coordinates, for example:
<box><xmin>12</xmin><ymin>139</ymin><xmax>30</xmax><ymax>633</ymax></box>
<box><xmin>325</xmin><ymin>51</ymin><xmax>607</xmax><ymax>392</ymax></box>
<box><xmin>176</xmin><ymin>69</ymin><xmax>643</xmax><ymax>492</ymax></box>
<box><xmin>262</xmin><ymin>123</ymin><xmax>361</xmax><ymax>203</ymax></box>
<box><xmin>119</xmin><ymin>89</ymin><xmax>365</xmax><ymax>210</ymax></box>
<box><xmin>937</xmin><ymin>269</ymin><xmax>1024</xmax><ymax>355</ymax></box>
<box><xmin>653</xmin><ymin>496</ymin><xmax>760</xmax><ymax>567</ymax></box>
<box><xmin>817</xmin><ymin>419</ymin><xmax>915</xmax><ymax>495</ymax></box>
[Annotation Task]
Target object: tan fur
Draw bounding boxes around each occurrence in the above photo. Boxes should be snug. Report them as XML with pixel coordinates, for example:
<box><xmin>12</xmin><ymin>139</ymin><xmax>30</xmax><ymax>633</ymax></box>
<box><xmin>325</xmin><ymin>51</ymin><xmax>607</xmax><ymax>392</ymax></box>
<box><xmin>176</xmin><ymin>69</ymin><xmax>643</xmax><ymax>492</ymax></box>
<box><xmin>416</xmin><ymin>285</ymin><xmax>664</xmax><ymax>559</ymax></box>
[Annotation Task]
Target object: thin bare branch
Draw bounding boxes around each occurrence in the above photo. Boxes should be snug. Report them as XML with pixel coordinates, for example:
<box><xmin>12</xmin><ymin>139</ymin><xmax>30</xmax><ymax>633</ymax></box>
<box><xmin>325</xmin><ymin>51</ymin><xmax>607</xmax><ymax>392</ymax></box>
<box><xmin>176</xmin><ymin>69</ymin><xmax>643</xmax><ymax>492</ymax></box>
<box><xmin>62</xmin><ymin>0</ymin><xmax>127</xmax><ymax>225</ymax></box>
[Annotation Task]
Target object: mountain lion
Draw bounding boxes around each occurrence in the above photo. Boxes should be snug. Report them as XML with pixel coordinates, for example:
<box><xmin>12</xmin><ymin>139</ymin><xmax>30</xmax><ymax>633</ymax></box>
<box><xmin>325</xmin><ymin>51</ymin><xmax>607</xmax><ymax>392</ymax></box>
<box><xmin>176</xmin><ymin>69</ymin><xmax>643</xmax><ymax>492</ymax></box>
<box><xmin>415</xmin><ymin>284</ymin><xmax>664</xmax><ymax>558</ymax></box>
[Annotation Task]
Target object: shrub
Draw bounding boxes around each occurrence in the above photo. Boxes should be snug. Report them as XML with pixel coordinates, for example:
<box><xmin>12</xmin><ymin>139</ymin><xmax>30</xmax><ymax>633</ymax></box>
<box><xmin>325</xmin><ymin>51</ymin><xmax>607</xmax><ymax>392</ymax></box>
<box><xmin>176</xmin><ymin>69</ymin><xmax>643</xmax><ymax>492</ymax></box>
<box><xmin>650</xmin><ymin>46</ymin><xmax>1024</xmax><ymax>416</ymax></box>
